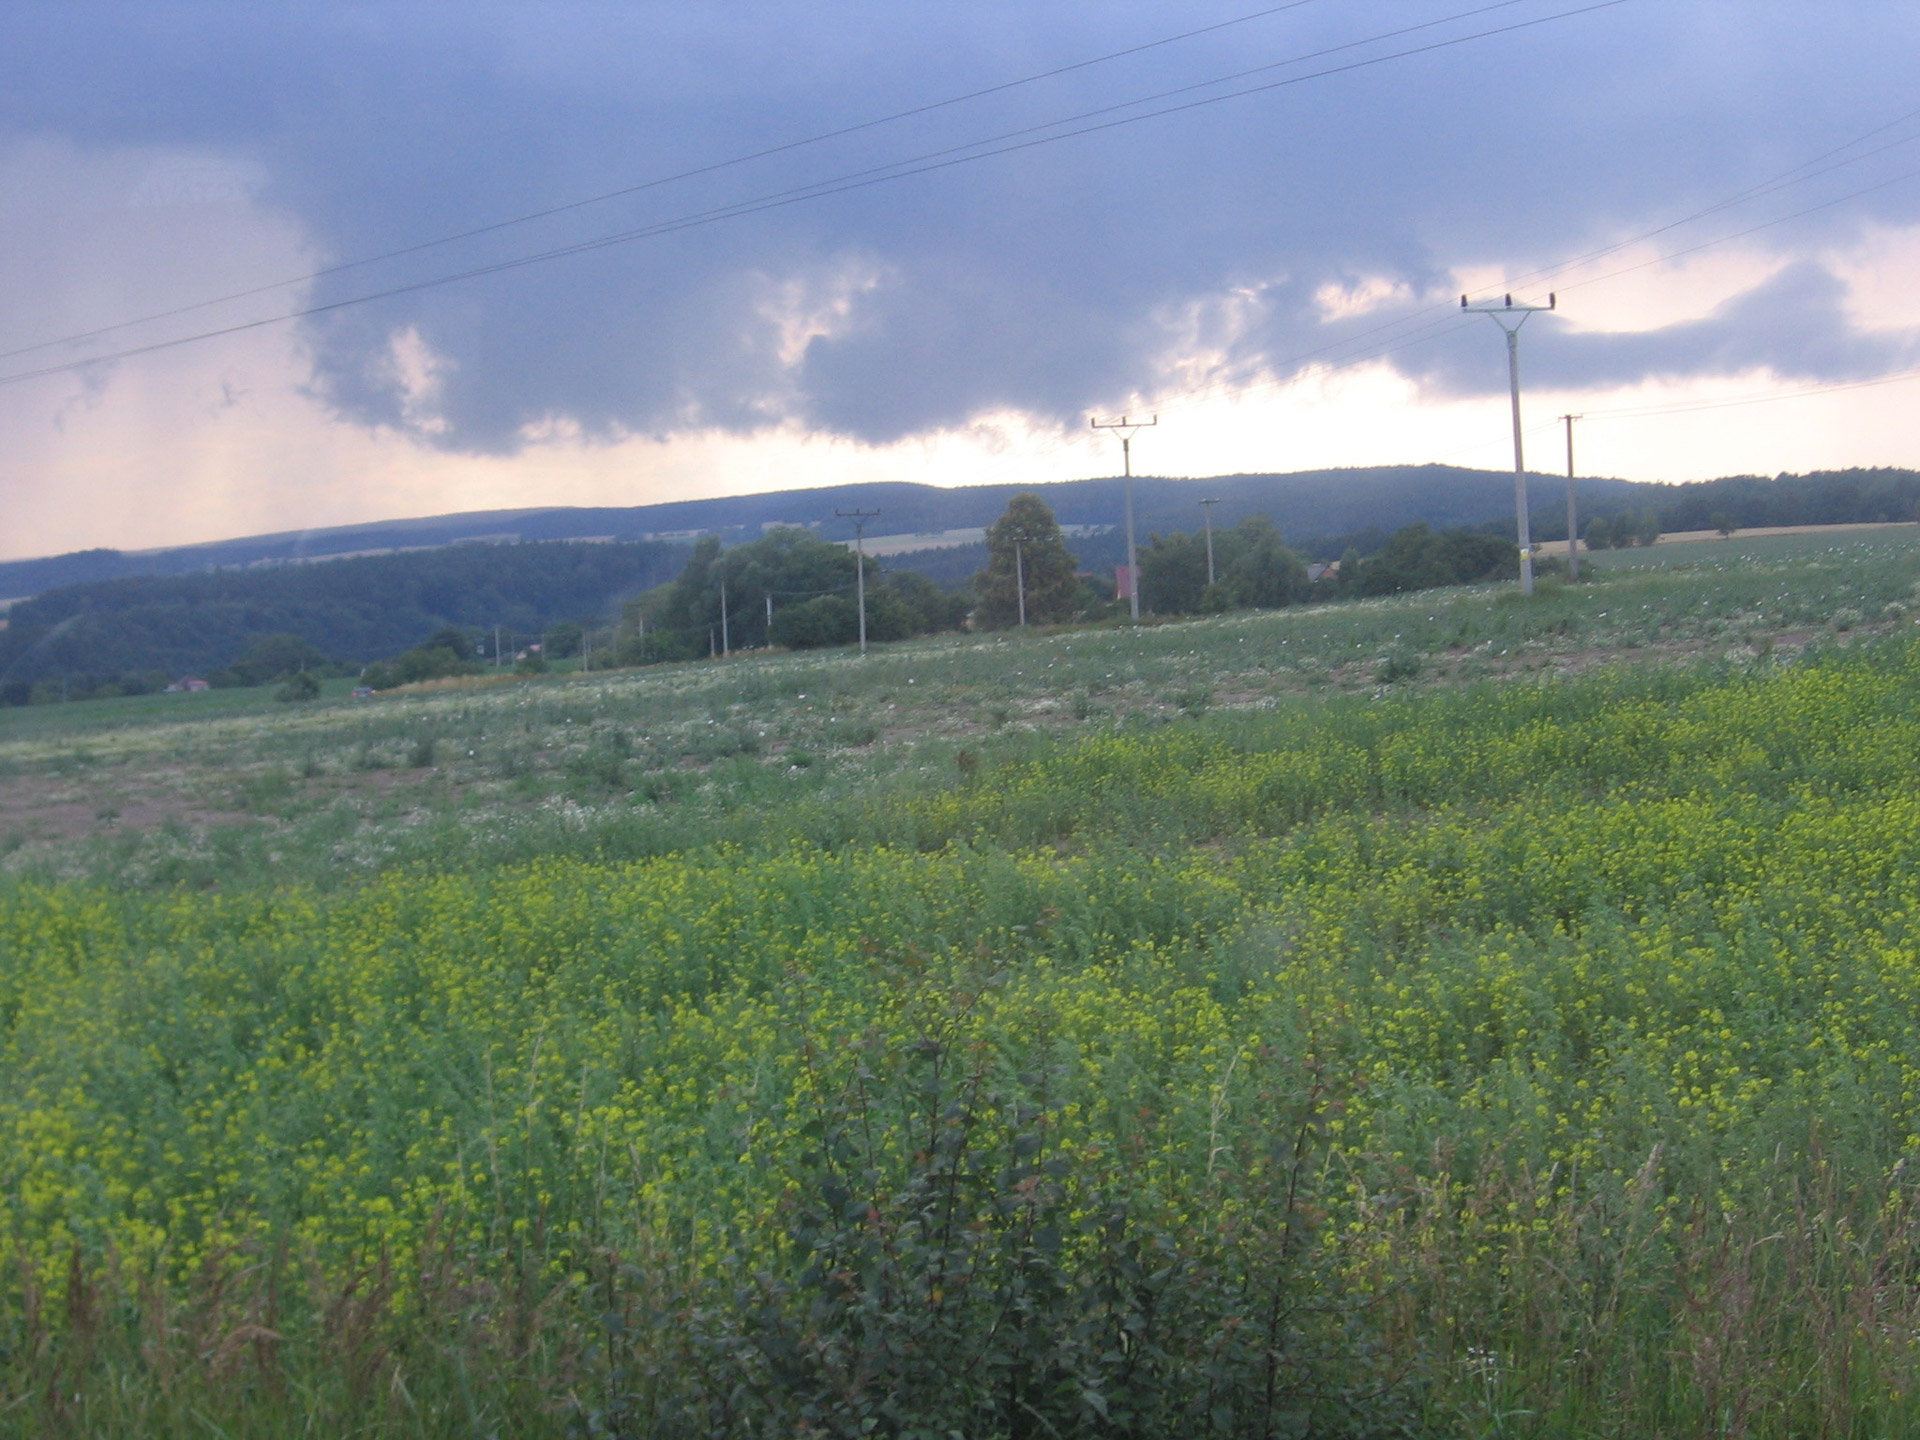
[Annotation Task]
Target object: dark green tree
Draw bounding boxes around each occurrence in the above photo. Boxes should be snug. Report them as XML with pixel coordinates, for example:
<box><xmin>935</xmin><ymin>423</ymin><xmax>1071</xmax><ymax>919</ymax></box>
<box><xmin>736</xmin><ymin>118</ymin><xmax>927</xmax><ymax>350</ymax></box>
<box><xmin>881</xmin><ymin>569</ymin><xmax>970</xmax><ymax>635</ymax></box>
<box><xmin>0</xmin><ymin>538</ymin><xmax>691</xmax><ymax>700</ymax></box>
<box><xmin>1138</xmin><ymin>531</ymin><xmax>1210</xmax><ymax>614</ymax></box>
<box><xmin>274</xmin><ymin>670</ymin><xmax>321</xmax><ymax>702</ymax></box>
<box><xmin>718</xmin><ymin>527</ymin><xmax>860</xmax><ymax>646</ymax></box>
<box><xmin>1335</xmin><ymin>546</ymin><xmax>1363</xmax><ymax>592</ymax></box>
<box><xmin>769</xmin><ymin>595</ymin><xmax>860</xmax><ymax>649</ymax></box>
<box><xmin>543</xmin><ymin>620</ymin><xmax>584</xmax><ymax>658</ymax></box>
<box><xmin>1212</xmin><ymin>515</ymin><xmax>1309</xmax><ymax>610</ymax></box>
<box><xmin>625</xmin><ymin>526</ymin><xmax>962</xmax><ymax>657</ymax></box>
<box><xmin>1139</xmin><ymin>516</ymin><xmax>1307</xmax><ymax>614</ymax></box>
<box><xmin>973</xmin><ymin>493</ymin><xmax>1081</xmax><ymax>628</ymax></box>
<box><xmin>1350</xmin><ymin>523</ymin><xmax>1518</xmax><ymax>596</ymax></box>
<box><xmin>666</xmin><ymin>536</ymin><xmax>723</xmax><ymax>633</ymax></box>
<box><xmin>230</xmin><ymin>632</ymin><xmax>332</xmax><ymax>686</ymax></box>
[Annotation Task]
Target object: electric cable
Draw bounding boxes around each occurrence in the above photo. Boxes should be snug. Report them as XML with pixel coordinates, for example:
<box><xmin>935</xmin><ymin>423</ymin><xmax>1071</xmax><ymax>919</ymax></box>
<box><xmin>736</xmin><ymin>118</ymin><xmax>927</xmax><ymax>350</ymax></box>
<box><xmin>0</xmin><ymin>0</ymin><xmax>1622</xmax><ymax>388</ymax></box>
<box><xmin>0</xmin><ymin>0</ymin><xmax>1333</xmax><ymax>366</ymax></box>
<box><xmin>1580</xmin><ymin>363</ymin><xmax>1920</xmax><ymax>421</ymax></box>
<box><xmin>1130</xmin><ymin>105</ymin><xmax>1920</xmax><ymax>424</ymax></box>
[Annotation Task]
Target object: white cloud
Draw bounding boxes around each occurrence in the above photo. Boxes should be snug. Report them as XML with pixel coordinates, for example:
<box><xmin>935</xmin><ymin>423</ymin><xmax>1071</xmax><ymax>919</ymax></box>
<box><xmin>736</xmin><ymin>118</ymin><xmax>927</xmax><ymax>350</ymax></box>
<box><xmin>1832</xmin><ymin>221</ymin><xmax>1920</xmax><ymax>333</ymax></box>
<box><xmin>381</xmin><ymin>326</ymin><xmax>454</xmax><ymax>436</ymax></box>
<box><xmin>1313</xmin><ymin>275</ymin><xmax>1413</xmax><ymax>323</ymax></box>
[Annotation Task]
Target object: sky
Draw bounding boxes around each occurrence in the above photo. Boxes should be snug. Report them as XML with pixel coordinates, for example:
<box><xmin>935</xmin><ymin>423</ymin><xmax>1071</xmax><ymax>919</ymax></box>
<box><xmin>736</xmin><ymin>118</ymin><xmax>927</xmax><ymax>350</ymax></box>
<box><xmin>2</xmin><ymin>0</ymin><xmax>1919</xmax><ymax>560</ymax></box>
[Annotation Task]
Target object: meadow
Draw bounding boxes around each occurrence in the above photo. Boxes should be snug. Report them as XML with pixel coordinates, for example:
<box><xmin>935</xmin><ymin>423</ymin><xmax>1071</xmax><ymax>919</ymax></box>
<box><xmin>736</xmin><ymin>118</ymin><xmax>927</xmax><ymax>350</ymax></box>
<box><xmin>5</xmin><ymin>531</ymin><xmax>1920</xmax><ymax>1436</ymax></box>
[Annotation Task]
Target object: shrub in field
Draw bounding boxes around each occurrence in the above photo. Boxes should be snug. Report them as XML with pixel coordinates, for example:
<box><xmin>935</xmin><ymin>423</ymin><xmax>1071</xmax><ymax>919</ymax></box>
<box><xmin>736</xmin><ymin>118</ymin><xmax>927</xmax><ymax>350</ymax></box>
<box><xmin>275</xmin><ymin>669</ymin><xmax>320</xmax><ymax>702</ymax></box>
<box><xmin>599</xmin><ymin>1025</ymin><xmax>1414</xmax><ymax>1439</ymax></box>
<box><xmin>363</xmin><ymin>628</ymin><xmax>480</xmax><ymax>689</ymax></box>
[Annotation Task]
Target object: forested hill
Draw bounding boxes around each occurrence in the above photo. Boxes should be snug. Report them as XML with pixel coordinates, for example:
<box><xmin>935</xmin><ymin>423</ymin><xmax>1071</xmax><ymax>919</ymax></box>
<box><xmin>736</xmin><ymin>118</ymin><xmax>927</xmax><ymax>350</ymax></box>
<box><xmin>6</xmin><ymin>465</ymin><xmax>1914</xmax><ymax>606</ymax></box>
<box><xmin>1654</xmin><ymin>468</ymin><xmax>1920</xmax><ymax>531</ymax></box>
<box><xmin>4</xmin><ymin>465</ymin><xmax>1915</xmax><ymax>695</ymax></box>
<box><xmin>0</xmin><ymin>464</ymin><xmax>1659</xmax><ymax>599</ymax></box>
<box><xmin>0</xmin><ymin>540</ymin><xmax>687</xmax><ymax>694</ymax></box>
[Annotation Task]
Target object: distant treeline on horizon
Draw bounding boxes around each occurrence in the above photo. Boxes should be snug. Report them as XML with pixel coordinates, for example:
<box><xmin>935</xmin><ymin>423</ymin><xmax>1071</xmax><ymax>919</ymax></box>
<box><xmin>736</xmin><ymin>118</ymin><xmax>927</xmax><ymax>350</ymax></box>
<box><xmin>0</xmin><ymin>467</ymin><xmax>1913</xmax><ymax>702</ymax></box>
<box><xmin>0</xmin><ymin>540</ymin><xmax>690</xmax><ymax>702</ymax></box>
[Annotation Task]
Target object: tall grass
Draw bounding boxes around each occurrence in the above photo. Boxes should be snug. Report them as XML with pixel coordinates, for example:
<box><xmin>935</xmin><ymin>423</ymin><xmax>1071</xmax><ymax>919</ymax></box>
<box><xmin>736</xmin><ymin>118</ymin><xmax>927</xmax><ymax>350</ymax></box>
<box><xmin>8</xmin><ymin>638</ymin><xmax>1920</xmax><ymax>1431</ymax></box>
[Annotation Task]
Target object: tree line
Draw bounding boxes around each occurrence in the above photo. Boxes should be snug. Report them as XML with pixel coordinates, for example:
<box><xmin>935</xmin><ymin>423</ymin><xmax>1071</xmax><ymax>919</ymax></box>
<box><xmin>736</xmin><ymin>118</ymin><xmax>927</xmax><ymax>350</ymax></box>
<box><xmin>0</xmin><ymin>499</ymin><xmax>1543</xmax><ymax>705</ymax></box>
<box><xmin>15</xmin><ymin>467</ymin><xmax>1915</xmax><ymax>705</ymax></box>
<box><xmin>0</xmin><ymin>540</ymin><xmax>688</xmax><ymax>704</ymax></box>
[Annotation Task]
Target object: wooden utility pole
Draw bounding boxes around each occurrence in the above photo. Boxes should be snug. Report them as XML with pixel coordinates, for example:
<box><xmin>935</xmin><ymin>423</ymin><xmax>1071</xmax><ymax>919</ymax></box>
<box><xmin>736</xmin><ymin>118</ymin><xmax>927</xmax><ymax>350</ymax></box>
<box><xmin>1462</xmin><ymin>292</ymin><xmax>1556</xmax><ymax>595</ymax></box>
<box><xmin>1199</xmin><ymin>497</ymin><xmax>1220</xmax><ymax>587</ymax></box>
<box><xmin>835</xmin><ymin>509</ymin><xmax>880</xmax><ymax>654</ymax></box>
<box><xmin>1092</xmin><ymin>414</ymin><xmax>1158</xmax><ymax>621</ymax></box>
<box><xmin>1560</xmin><ymin>413</ymin><xmax>1581</xmax><ymax>579</ymax></box>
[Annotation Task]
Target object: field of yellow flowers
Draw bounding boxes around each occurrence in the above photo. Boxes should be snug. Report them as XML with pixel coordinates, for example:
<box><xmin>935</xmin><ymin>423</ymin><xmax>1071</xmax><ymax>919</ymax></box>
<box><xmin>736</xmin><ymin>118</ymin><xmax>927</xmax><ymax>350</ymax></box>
<box><xmin>9</xmin><ymin>611</ymin><xmax>1920</xmax><ymax>1431</ymax></box>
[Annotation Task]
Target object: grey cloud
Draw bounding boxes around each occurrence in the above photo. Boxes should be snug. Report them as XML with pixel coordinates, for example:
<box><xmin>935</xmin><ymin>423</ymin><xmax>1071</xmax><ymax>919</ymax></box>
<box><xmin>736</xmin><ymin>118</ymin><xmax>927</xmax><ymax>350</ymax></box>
<box><xmin>5</xmin><ymin>2</ymin><xmax>1920</xmax><ymax>450</ymax></box>
<box><xmin>1377</xmin><ymin>261</ymin><xmax>1920</xmax><ymax>403</ymax></box>
<box><xmin>1551</xmin><ymin>262</ymin><xmax>1920</xmax><ymax>389</ymax></box>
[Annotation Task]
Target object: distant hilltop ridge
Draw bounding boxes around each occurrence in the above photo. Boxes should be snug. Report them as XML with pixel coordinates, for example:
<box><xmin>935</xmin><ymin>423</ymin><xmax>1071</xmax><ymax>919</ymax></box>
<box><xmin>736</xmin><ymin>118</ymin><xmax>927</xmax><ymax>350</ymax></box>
<box><xmin>2</xmin><ymin>464</ymin><xmax>1915</xmax><ymax>604</ymax></box>
<box><xmin>0</xmin><ymin>465</ymin><xmax>1661</xmax><ymax>601</ymax></box>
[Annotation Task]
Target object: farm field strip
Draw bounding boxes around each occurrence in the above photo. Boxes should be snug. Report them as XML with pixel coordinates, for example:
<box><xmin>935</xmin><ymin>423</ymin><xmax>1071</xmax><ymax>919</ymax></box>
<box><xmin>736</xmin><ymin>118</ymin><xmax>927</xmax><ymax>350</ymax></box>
<box><xmin>4</xmin><ymin>535</ymin><xmax>1920</xmax><ymax>1433</ymax></box>
<box><xmin>3</xmin><ymin>527</ymin><xmax>1919</xmax><ymax>892</ymax></box>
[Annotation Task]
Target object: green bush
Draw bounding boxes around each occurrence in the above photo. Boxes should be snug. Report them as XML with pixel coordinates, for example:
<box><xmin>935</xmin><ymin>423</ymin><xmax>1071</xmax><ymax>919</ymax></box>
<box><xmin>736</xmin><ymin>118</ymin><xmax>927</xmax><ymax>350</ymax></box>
<box><xmin>274</xmin><ymin>670</ymin><xmax>321</xmax><ymax>702</ymax></box>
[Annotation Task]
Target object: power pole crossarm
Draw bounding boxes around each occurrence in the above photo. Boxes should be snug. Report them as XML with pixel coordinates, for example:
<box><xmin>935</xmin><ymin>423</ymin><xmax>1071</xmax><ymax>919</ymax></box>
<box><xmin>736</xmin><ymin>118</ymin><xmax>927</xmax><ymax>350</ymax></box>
<box><xmin>1462</xmin><ymin>292</ymin><xmax>1556</xmax><ymax>596</ymax></box>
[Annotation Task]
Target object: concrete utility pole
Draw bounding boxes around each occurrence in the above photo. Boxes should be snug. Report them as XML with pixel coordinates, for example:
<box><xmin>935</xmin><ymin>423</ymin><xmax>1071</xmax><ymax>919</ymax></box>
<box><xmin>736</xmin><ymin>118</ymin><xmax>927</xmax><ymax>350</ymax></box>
<box><xmin>836</xmin><ymin>508</ymin><xmax>880</xmax><ymax>655</ymax></box>
<box><xmin>1560</xmin><ymin>413</ymin><xmax>1582</xmax><ymax>580</ymax></box>
<box><xmin>1091</xmin><ymin>414</ymin><xmax>1157</xmax><ymax>621</ymax></box>
<box><xmin>720</xmin><ymin>577</ymin><xmax>730</xmax><ymax>657</ymax></box>
<box><xmin>1462</xmin><ymin>292</ymin><xmax>1556</xmax><ymax>595</ymax></box>
<box><xmin>1015</xmin><ymin>541</ymin><xmax>1027</xmax><ymax>628</ymax></box>
<box><xmin>1199</xmin><ymin>497</ymin><xmax>1221</xmax><ymax>588</ymax></box>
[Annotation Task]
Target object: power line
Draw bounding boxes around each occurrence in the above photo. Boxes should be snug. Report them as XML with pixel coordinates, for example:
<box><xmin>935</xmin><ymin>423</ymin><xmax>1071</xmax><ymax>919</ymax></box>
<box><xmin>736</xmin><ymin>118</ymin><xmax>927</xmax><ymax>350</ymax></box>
<box><xmin>1121</xmin><ymin>102</ymin><xmax>1920</xmax><ymax>425</ymax></box>
<box><xmin>0</xmin><ymin>0</ymin><xmax>1332</xmax><ymax>367</ymax></box>
<box><xmin>0</xmin><ymin>0</ymin><xmax>1626</xmax><ymax>389</ymax></box>
<box><xmin>1549</xmin><ymin>166</ymin><xmax>1920</xmax><ymax>300</ymax></box>
<box><xmin>1494</xmin><ymin>107</ymin><xmax>1920</xmax><ymax>297</ymax></box>
<box><xmin>1581</xmin><ymin>363</ymin><xmax>1920</xmax><ymax>421</ymax></box>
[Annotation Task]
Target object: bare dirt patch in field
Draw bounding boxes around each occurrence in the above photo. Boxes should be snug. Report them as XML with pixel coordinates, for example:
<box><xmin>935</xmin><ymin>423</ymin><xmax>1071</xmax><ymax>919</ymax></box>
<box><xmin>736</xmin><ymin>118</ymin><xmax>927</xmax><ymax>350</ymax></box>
<box><xmin>0</xmin><ymin>772</ymin><xmax>245</xmax><ymax>843</ymax></box>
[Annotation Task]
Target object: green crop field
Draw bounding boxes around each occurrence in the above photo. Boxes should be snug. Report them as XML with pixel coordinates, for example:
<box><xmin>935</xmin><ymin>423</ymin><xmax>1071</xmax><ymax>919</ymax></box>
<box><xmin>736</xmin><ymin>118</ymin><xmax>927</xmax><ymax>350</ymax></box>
<box><xmin>1612</xmin><ymin>522</ymin><xmax>1920</xmax><ymax>571</ymax></box>
<box><xmin>6</xmin><ymin>530</ymin><xmax>1920</xmax><ymax>1437</ymax></box>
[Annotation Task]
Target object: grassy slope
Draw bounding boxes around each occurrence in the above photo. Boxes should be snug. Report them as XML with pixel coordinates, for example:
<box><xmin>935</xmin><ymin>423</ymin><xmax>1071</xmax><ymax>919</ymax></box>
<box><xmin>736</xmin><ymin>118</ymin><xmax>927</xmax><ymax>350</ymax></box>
<box><xmin>3</xmin><ymin>531</ymin><xmax>1920</xmax><ymax>1435</ymax></box>
<box><xmin>4</xmin><ymin>527</ymin><xmax>1918</xmax><ymax>890</ymax></box>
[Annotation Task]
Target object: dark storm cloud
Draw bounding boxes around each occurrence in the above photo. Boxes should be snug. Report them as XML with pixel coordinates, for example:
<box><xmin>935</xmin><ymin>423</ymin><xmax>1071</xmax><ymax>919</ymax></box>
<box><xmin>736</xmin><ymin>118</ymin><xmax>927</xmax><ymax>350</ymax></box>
<box><xmin>1389</xmin><ymin>261</ymin><xmax>1920</xmax><ymax>403</ymax></box>
<box><xmin>1554</xmin><ymin>263</ymin><xmax>1920</xmax><ymax>389</ymax></box>
<box><xmin>5</xmin><ymin>1</ymin><xmax>1919</xmax><ymax>449</ymax></box>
